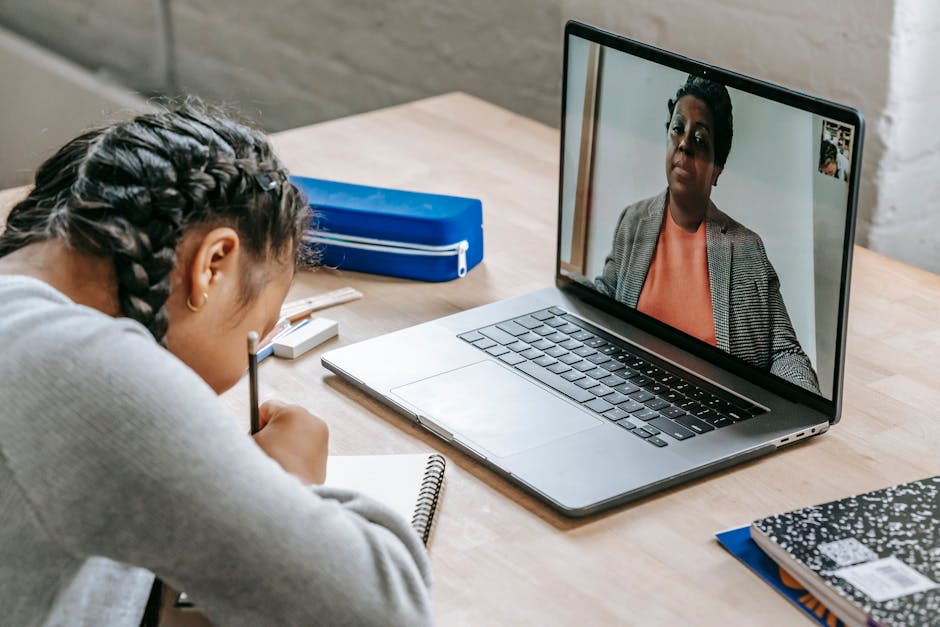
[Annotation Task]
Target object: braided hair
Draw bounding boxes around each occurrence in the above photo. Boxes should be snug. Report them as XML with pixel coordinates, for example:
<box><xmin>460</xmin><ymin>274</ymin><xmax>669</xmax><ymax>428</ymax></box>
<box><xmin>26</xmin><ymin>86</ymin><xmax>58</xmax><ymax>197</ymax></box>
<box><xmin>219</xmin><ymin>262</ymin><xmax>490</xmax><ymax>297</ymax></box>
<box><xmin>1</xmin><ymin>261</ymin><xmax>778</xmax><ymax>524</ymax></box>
<box><xmin>0</xmin><ymin>103</ymin><xmax>309</xmax><ymax>345</ymax></box>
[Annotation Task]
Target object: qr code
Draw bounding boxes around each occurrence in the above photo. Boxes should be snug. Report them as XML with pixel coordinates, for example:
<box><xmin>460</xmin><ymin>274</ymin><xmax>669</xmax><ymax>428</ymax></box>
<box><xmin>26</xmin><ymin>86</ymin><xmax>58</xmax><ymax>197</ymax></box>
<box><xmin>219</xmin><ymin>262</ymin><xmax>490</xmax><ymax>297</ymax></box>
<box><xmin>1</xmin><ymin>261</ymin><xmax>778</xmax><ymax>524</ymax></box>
<box><xmin>818</xmin><ymin>538</ymin><xmax>878</xmax><ymax>566</ymax></box>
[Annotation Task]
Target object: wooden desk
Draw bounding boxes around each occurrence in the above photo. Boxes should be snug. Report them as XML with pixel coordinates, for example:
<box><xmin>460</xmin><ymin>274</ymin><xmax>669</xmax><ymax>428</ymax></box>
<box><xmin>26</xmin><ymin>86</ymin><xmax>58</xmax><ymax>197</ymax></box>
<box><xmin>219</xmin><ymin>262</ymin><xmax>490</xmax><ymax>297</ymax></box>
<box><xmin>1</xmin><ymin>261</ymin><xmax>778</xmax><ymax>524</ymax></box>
<box><xmin>4</xmin><ymin>93</ymin><xmax>939</xmax><ymax>625</ymax></box>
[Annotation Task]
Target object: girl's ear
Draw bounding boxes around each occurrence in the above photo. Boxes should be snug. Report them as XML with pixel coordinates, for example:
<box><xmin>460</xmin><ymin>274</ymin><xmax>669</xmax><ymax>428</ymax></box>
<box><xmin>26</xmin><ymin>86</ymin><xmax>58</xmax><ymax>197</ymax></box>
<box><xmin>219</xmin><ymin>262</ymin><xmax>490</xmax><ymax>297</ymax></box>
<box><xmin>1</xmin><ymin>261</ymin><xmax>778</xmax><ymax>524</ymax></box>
<box><xmin>184</xmin><ymin>227</ymin><xmax>241</xmax><ymax>311</ymax></box>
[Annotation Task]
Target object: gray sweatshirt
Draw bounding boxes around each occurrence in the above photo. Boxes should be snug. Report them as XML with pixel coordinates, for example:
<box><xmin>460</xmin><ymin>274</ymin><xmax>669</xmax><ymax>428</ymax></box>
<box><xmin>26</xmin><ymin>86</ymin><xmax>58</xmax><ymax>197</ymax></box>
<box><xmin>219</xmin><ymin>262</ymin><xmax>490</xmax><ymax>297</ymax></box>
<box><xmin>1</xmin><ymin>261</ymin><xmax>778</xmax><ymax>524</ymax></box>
<box><xmin>0</xmin><ymin>276</ymin><xmax>433</xmax><ymax>626</ymax></box>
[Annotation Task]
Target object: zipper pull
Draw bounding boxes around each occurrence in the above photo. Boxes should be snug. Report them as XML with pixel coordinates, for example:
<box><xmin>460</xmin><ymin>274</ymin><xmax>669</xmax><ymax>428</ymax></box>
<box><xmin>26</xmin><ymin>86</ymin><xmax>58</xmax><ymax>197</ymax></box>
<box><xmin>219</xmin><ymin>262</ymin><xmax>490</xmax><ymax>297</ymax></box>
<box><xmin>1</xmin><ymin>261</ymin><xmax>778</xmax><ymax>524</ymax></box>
<box><xmin>457</xmin><ymin>240</ymin><xmax>469</xmax><ymax>277</ymax></box>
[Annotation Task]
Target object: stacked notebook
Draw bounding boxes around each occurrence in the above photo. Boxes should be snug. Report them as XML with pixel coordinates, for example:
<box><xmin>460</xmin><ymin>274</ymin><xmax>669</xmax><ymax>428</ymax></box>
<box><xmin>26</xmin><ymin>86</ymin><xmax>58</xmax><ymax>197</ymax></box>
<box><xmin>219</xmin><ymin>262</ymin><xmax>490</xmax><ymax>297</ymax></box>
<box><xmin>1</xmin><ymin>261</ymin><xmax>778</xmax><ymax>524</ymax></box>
<box><xmin>721</xmin><ymin>476</ymin><xmax>939</xmax><ymax>627</ymax></box>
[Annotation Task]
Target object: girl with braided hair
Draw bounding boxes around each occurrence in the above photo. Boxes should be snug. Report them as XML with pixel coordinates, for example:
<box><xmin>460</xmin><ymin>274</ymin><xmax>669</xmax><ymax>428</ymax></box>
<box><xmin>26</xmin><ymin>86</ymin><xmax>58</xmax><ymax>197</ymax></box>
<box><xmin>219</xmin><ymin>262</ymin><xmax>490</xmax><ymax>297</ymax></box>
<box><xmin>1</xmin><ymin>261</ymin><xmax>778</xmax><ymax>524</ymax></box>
<box><xmin>0</xmin><ymin>105</ymin><xmax>432</xmax><ymax>626</ymax></box>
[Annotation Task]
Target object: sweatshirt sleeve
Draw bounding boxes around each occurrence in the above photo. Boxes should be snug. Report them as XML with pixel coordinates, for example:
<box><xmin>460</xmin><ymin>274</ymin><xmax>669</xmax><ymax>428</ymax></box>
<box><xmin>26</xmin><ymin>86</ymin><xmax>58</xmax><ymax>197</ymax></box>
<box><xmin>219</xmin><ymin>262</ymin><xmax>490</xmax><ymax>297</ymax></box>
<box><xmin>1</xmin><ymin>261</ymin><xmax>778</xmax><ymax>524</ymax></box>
<box><xmin>2</xmin><ymin>310</ymin><xmax>433</xmax><ymax>627</ymax></box>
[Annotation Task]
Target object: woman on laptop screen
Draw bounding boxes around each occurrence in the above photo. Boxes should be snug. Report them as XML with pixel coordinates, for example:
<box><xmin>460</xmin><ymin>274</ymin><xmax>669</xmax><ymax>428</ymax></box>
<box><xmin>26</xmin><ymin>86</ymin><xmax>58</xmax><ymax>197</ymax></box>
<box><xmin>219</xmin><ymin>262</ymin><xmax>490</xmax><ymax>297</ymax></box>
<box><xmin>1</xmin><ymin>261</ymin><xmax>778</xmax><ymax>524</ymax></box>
<box><xmin>595</xmin><ymin>75</ymin><xmax>820</xmax><ymax>393</ymax></box>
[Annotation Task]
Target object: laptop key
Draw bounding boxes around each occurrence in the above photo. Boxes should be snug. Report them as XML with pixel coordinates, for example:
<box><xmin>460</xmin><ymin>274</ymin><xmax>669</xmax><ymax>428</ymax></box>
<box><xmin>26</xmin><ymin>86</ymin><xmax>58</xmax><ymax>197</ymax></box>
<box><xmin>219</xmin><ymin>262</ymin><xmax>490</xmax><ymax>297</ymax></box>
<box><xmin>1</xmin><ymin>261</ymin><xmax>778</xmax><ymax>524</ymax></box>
<box><xmin>532</xmin><ymin>326</ymin><xmax>554</xmax><ymax>336</ymax></box>
<box><xmin>533</xmin><ymin>355</ymin><xmax>557</xmax><ymax>367</ymax></box>
<box><xmin>585</xmin><ymin>367</ymin><xmax>609</xmax><ymax>379</ymax></box>
<box><xmin>673</xmin><ymin>414</ymin><xmax>714</xmax><ymax>434</ymax></box>
<box><xmin>570</xmin><ymin>331</ymin><xmax>594</xmax><ymax>341</ymax></box>
<box><xmin>573</xmin><ymin>346</ymin><xmax>596</xmax><ymax>357</ymax></box>
<box><xmin>645</xmin><ymin>398</ymin><xmax>670</xmax><ymax>411</ymax></box>
<box><xmin>603</xmin><ymin>391</ymin><xmax>630</xmax><ymax>405</ymax></box>
<box><xmin>473</xmin><ymin>338</ymin><xmax>497</xmax><ymax>350</ymax></box>
<box><xmin>531</xmin><ymin>310</ymin><xmax>554</xmax><ymax>321</ymax></box>
<box><xmin>575</xmin><ymin>377</ymin><xmax>599</xmax><ymax>389</ymax></box>
<box><xmin>520</xmin><ymin>348</ymin><xmax>544</xmax><ymax>359</ymax></box>
<box><xmin>459</xmin><ymin>331</ymin><xmax>485</xmax><ymax>343</ymax></box>
<box><xmin>648</xmin><ymin>417</ymin><xmax>695</xmax><ymax>441</ymax></box>
<box><xmin>618</xmin><ymin>400</ymin><xmax>645</xmax><ymax>413</ymax></box>
<box><xmin>481</xmin><ymin>326</ymin><xmax>519</xmax><ymax>345</ymax></box>
<box><xmin>659</xmin><ymin>406</ymin><xmax>686</xmax><ymax>419</ymax></box>
<box><xmin>600</xmin><ymin>345</ymin><xmax>620</xmax><ymax>355</ymax></box>
<box><xmin>696</xmin><ymin>408</ymin><xmax>718</xmax><ymax>421</ymax></box>
<box><xmin>558</xmin><ymin>353</ymin><xmax>582</xmax><ymax>365</ymax></box>
<box><xmin>548</xmin><ymin>307</ymin><xmax>566</xmax><ymax>316</ymax></box>
<box><xmin>726</xmin><ymin>410</ymin><xmax>751</xmax><ymax>422</ymax></box>
<box><xmin>485</xmin><ymin>345</ymin><xmax>510</xmax><ymax>357</ymax></box>
<box><xmin>711</xmin><ymin>417</ymin><xmax>734</xmax><ymax>428</ymax></box>
<box><xmin>600</xmin><ymin>375</ymin><xmax>625</xmax><ymax>387</ymax></box>
<box><xmin>546</xmin><ymin>332</ymin><xmax>568</xmax><ymax>343</ymax></box>
<box><xmin>531</xmin><ymin>339</ymin><xmax>554</xmax><ymax>350</ymax></box>
<box><xmin>496</xmin><ymin>321</ymin><xmax>530</xmax><ymax>336</ymax></box>
<box><xmin>515</xmin><ymin>361</ymin><xmax>595</xmax><ymax>403</ymax></box>
<box><xmin>513</xmin><ymin>316</ymin><xmax>543</xmax><ymax>329</ymax></box>
<box><xmin>587</xmin><ymin>353</ymin><xmax>610</xmax><ymax>365</ymax></box>
<box><xmin>546</xmin><ymin>362</ymin><xmax>571</xmax><ymax>374</ymax></box>
<box><xmin>614</xmin><ymin>382</ymin><xmax>640</xmax><ymax>395</ymax></box>
<box><xmin>615</xmin><ymin>419</ymin><xmax>636</xmax><ymax>430</ymax></box>
<box><xmin>632</xmin><ymin>409</ymin><xmax>660</xmax><ymax>422</ymax></box>
<box><xmin>602</xmin><ymin>361</ymin><xmax>626</xmax><ymax>372</ymax></box>
<box><xmin>545</xmin><ymin>346</ymin><xmax>567</xmax><ymax>358</ymax></box>
<box><xmin>587</xmin><ymin>384</ymin><xmax>613</xmax><ymax>397</ymax></box>
<box><xmin>630</xmin><ymin>390</ymin><xmax>654</xmax><ymax>403</ymax></box>
<box><xmin>647</xmin><ymin>436</ymin><xmax>668</xmax><ymax>448</ymax></box>
<box><xmin>603</xmin><ymin>408</ymin><xmax>629</xmax><ymax>421</ymax></box>
<box><xmin>506</xmin><ymin>341</ymin><xmax>530</xmax><ymax>352</ymax></box>
<box><xmin>498</xmin><ymin>352</ymin><xmax>526</xmax><ymax>366</ymax></box>
<box><xmin>559</xmin><ymin>339</ymin><xmax>582</xmax><ymax>350</ymax></box>
<box><xmin>545</xmin><ymin>317</ymin><xmax>568</xmax><ymax>328</ymax></box>
<box><xmin>584</xmin><ymin>398</ymin><xmax>614</xmax><ymax>414</ymax></box>
<box><xmin>584</xmin><ymin>338</ymin><xmax>608</xmax><ymax>348</ymax></box>
<box><xmin>560</xmin><ymin>370</ymin><xmax>585</xmax><ymax>382</ymax></box>
<box><xmin>571</xmin><ymin>361</ymin><xmax>595</xmax><ymax>372</ymax></box>
<box><xmin>558</xmin><ymin>323</ymin><xmax>580</xmax><ymax>334</ymax></box>
<box><xmin>519</xmin><ymin>332</ymin><xmax>542</xmax><ymax>343</ymax></box>
<box><xmin>631</xmin><ymin>428</ymin><xmax>653</xmax><ymax>439</ymax></box>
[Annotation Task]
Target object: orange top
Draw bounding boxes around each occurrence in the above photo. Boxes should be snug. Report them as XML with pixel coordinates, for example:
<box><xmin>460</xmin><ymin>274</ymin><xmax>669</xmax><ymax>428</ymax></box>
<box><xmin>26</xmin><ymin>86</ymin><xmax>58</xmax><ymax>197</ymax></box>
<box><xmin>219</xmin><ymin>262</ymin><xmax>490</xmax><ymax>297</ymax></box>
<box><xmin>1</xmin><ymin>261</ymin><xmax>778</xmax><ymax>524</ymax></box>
<box><xmin>636</xmin><ymin>211</ymin><xmax>717</xmax><ymax>346</ymax></box>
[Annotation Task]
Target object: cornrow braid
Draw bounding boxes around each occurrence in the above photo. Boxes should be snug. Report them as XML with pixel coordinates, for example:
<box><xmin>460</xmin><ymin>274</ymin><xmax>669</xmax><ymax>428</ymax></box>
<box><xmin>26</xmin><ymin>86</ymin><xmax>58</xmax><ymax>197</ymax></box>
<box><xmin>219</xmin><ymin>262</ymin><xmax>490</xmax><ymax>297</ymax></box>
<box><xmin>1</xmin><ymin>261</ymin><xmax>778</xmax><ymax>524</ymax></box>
<box><xmin>0</xmin><ymin>101</ymin><xmax>309</xmax><ymax>345</ymax></box>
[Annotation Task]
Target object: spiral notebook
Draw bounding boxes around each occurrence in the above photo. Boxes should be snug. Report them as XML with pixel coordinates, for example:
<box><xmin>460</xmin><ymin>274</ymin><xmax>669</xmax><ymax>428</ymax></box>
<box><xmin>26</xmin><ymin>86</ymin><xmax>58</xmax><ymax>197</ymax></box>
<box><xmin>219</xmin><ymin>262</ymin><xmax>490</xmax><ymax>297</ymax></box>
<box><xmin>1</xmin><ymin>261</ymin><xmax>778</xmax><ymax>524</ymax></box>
<box><xmin>326</xmin><ymin>453</ymin><xmax>446</xmax><ymax>545</ymax></box>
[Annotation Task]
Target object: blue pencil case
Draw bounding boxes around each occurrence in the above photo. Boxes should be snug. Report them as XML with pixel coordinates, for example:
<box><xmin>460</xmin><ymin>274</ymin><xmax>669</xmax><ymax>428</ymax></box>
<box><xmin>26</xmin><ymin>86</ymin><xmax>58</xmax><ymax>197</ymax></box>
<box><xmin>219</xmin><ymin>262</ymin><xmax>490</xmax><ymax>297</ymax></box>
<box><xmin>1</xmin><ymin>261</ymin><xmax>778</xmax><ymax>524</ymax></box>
<box><xmin>290</xmin><ymin>176</ymin><xmax>484</xmax><ymax>282</ymax></box>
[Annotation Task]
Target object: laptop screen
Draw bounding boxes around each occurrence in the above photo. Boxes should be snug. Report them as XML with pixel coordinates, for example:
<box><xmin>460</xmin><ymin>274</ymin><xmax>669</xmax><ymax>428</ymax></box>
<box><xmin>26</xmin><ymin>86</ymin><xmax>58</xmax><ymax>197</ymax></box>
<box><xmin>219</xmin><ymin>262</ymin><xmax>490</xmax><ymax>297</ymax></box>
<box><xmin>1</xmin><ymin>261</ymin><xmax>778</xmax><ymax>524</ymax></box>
<box><xmin>558</xmin><ymin>26</ymin><xmax>861</xmax><ymax>404</ymax></box>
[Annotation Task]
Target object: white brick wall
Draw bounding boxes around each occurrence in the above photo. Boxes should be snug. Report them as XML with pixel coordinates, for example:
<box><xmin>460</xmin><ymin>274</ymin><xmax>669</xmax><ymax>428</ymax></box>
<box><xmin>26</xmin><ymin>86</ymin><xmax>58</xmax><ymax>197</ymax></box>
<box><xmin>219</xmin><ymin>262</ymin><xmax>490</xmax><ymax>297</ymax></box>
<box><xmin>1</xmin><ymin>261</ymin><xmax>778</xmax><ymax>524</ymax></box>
<box><xmin>1</xmin><ymin>0</ymin><xmax>938</xmax><ymax>271</ymax></box>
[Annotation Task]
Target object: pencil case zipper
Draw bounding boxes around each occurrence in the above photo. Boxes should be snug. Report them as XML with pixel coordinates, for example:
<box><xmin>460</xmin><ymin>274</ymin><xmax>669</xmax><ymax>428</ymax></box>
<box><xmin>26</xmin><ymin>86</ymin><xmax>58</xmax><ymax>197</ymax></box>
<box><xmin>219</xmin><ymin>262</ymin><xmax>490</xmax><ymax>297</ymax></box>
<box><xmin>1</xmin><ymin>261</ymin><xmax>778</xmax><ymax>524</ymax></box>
<box><xmin>303</xmin><ymin>232</ymin><xmax>470</xmax><ymax>277</ymax></box>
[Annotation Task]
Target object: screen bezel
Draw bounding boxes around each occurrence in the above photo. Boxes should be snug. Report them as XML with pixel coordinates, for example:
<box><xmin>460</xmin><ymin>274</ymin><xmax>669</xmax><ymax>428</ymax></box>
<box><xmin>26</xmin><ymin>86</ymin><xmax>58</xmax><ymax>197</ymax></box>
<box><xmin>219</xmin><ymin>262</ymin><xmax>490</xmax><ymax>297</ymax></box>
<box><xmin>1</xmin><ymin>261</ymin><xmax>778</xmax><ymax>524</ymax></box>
<box><xmin>557</xmin><ymin>20</ymin><xmax>864</xmax><ymax>423</ymax></box>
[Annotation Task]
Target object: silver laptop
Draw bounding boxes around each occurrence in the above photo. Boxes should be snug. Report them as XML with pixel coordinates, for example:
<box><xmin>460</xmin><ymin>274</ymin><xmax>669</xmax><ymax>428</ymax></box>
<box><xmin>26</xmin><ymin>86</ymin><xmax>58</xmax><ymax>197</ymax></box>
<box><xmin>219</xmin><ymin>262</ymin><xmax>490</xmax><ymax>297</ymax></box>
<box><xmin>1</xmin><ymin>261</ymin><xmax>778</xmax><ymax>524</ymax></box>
<box><xmin>322</xmin><ymin>21</ymin><xmax>863</xmax><ymax>516</ymax></box>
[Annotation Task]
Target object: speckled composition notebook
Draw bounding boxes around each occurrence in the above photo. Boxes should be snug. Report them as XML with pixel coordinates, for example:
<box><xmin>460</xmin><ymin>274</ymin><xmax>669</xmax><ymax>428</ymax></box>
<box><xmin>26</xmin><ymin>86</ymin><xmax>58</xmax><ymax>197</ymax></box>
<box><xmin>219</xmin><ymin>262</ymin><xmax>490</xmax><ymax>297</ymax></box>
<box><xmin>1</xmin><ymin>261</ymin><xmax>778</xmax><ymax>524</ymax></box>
<box><xmin>751</xmin><ymin>476</ymin><xmax>940</xmax><ymax>627</ymax></box>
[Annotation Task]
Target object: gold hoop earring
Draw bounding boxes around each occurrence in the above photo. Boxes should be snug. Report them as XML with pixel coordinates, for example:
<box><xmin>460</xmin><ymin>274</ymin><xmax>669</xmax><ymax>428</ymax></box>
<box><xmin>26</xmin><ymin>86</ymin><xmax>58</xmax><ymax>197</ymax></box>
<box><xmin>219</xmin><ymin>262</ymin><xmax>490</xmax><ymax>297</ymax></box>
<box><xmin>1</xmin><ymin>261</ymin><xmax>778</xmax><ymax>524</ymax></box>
<box><xmin>186</xmin><ymin>291</ymin><xmax>208</xmax><ymax>313</ymax></box>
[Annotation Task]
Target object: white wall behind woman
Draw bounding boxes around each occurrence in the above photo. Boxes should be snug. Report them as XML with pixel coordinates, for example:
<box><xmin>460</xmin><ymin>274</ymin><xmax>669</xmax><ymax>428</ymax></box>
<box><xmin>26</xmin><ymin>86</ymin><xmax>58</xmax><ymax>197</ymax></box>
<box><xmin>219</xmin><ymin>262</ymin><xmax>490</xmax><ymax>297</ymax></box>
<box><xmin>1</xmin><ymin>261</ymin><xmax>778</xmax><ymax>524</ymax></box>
<box><xmin>3</xmin><ymin>0</ymin><xmax>939</xmax><ymax>273</ymax></box>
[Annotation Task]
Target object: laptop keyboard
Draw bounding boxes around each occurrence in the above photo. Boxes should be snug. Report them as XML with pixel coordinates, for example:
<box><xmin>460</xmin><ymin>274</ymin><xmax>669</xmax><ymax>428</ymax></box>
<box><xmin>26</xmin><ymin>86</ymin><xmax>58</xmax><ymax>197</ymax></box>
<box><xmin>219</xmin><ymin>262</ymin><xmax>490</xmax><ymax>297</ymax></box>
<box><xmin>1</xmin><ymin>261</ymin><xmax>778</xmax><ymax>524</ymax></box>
<box><xmin>458</xmin><ymin>307</ymin><xmax>766</xmax><ymax>448</ymax></box>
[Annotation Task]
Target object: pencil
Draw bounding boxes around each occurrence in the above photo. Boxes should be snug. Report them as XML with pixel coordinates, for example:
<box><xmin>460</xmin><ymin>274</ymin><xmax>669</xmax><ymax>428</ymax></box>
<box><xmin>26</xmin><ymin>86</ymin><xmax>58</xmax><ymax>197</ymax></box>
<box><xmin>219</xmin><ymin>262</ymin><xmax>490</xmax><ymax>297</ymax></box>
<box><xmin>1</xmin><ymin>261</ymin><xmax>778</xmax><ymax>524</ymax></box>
<box><xmin>247</xmin><ymin>331</ymin><xmax>260</xmax><ymax>434</ymax></box>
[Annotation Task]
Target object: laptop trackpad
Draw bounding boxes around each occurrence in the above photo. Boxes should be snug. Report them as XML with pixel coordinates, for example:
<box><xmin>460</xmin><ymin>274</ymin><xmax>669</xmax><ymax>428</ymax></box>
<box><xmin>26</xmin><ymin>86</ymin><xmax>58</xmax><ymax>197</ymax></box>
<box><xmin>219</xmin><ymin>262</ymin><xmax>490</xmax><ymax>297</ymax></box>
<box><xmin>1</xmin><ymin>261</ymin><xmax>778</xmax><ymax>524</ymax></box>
<box><xmin>392</xmin><ymin>360</ymin><xmax>599</xmax><ymax>458</ymax></box>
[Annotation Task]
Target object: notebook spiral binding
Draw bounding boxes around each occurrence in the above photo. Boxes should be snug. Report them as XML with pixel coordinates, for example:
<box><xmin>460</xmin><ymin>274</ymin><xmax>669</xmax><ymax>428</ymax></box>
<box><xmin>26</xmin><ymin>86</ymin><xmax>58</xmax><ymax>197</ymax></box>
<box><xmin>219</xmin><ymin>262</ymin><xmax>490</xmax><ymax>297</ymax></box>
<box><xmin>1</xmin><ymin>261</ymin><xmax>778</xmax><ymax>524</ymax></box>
<box><xmin>411</xmin><ymin>454</ymin><xmax>446</xmax><ymax>545</ymax></box>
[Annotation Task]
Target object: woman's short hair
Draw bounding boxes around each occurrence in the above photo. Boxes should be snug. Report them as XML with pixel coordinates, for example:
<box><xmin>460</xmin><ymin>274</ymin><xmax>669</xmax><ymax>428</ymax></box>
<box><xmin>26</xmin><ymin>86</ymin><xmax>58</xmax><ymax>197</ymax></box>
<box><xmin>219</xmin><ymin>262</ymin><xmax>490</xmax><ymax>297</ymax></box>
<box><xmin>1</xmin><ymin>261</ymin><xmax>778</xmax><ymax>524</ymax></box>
<box><xmin>667</xmin><ymin>75</ymin><xmax>734</xmax><ymax>168</ymax></box>
<box><xmin>0</xmin><ymin>101</ymin><xmax>310</xmax><ymax>345</ymax></box>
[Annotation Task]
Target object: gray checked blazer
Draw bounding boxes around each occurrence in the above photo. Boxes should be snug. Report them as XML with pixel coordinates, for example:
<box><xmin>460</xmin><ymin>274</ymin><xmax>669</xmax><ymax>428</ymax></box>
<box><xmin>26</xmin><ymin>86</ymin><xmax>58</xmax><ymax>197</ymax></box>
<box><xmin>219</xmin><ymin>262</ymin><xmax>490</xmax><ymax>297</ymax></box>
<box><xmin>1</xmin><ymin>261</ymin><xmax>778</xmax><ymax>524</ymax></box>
<box><xmin>595</xmin><ymin>189</ymin><xmax>820</xmax><ymax>393</ymax></box>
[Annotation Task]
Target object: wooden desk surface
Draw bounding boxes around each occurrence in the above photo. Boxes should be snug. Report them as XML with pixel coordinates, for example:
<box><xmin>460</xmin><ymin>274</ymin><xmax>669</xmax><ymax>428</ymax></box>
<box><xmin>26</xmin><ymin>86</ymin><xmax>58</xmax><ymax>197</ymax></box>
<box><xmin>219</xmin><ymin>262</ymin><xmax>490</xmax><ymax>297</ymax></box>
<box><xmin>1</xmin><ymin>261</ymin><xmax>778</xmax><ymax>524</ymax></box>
<box><xmin>3</xmin><ymin>93</ymin><xmax>939</xmax><ymax>625</ymax></box>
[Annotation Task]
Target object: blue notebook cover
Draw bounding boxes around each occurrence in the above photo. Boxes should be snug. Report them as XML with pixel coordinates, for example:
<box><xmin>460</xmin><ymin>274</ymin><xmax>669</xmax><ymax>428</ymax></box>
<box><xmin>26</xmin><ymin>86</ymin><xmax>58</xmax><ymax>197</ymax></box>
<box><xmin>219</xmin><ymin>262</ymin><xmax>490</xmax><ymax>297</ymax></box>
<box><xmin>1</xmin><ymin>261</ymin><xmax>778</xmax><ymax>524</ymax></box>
<box><xmin>716</xmin><ymin>526</ymin><xmax>846</xmax><ymax>627</ymax></box>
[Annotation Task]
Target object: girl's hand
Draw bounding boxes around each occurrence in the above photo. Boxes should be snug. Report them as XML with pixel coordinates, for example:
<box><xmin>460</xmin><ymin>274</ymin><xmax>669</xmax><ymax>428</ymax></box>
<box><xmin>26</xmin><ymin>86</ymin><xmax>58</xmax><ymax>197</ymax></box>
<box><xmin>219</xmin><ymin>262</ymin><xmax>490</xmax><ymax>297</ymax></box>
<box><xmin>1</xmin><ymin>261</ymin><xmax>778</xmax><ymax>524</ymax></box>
<box><xmin>252</xmin><ymin>400</ymin><xmax>329</xmax><ymax>485</ymax></box>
